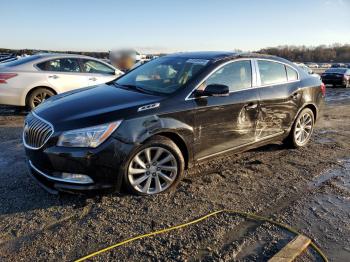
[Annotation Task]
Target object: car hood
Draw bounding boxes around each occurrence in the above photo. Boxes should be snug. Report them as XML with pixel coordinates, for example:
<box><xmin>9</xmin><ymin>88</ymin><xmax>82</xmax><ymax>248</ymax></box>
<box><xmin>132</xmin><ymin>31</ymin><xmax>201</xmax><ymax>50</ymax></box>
<box><xmin>34</xmin><ymin>84</ymin><xmax>162</xmax><ymax>131</ymax></box>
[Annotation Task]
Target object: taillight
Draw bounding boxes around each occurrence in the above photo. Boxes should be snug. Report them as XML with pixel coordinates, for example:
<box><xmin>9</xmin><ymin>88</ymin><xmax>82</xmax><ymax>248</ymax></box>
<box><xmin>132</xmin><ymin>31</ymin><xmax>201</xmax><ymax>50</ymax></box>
<box><xmin>320</xmin><ymin>82</ymin><xmax>326</xmax><ymax>96</ymax></box>
<box><xmin>0</xmin><ymin>73</ymin><xmax>18</xmax><ymax>84</ymax></box>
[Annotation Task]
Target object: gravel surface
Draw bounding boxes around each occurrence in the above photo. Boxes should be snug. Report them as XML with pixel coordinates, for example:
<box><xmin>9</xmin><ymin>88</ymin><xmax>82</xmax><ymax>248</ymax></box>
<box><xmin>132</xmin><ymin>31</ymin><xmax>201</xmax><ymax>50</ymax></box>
<box><xmin>0</xmin><ymin>88</ymin><xmax>349</xmax><ymax>262</ymax></box>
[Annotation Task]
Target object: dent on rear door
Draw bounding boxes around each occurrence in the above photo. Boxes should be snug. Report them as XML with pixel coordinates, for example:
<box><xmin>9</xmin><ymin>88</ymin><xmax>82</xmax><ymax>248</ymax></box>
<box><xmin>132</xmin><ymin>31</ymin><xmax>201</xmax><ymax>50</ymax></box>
<box><xmin>256</xmin><ymin>81</ymin><xmax>301</xmax><ymax>139</ymax></box>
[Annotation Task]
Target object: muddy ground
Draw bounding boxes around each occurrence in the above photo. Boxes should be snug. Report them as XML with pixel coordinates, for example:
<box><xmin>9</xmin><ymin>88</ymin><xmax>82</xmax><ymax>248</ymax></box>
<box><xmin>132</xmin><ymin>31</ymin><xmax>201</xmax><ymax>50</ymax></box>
<box><xmin>0</xmin><ymin>88</ymin><xmax>349</xmax><ymax>262</ymax></box>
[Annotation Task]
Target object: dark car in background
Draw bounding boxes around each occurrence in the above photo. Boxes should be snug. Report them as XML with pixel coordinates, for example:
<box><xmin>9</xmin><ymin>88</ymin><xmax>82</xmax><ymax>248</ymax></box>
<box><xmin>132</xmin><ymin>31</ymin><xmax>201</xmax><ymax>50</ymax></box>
<box><xmin>321</xmin><ymin>68</ymin><xmax>350</xmax><ymax>88</ymax></box>
<box><xmin>331</xmin><ymin>63</ymin><xmax>346</xmax><ymax>68</ymax></box>
<box><xmin>23</xmin><ymin>52</ymin><xmax>325</xmax><ymax>196</ymax></box>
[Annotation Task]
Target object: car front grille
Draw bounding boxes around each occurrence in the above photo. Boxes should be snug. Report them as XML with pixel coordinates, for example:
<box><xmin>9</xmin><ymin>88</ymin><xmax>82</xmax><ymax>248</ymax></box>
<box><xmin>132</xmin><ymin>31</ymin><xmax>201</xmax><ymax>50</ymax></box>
<box><xmin>23</xmin><ymin>113</ymin><xmax>53</xmax><ymax>149</ymax></box>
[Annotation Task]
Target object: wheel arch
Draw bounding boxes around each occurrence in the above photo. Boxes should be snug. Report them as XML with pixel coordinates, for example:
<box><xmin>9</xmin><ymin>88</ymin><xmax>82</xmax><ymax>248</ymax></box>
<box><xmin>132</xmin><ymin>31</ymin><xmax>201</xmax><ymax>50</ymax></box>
<box><xmin>143</xmin><ymin>131</ymin><xmax>191</xmax><ymax>170</ymax></box>
<box><xmin>303</xmin><ymin>103</ymin><xmax>318</xmax><ymax>122</ymax></box>
<box><xmin>286</xmin><ymin>102</ymin><xmax>319</xmax><ymax>135</ymax></box>
<box><xmin>25</xmin><ymin>86</ymin><xmax>57</xmax><ymax>106</ymax></box>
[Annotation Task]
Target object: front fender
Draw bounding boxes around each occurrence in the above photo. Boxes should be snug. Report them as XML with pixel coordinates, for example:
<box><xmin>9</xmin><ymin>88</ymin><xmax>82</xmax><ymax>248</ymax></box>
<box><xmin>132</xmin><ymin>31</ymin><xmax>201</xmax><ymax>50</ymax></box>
<box><xmin>115</xmin><ymin>114</ymin><xmax>193</xmax><ymax>144</ymax></box>
<box><xmin>113</xmin><ymin>114</ymin><xmax>194</xmax><ymax>165</ymax></box>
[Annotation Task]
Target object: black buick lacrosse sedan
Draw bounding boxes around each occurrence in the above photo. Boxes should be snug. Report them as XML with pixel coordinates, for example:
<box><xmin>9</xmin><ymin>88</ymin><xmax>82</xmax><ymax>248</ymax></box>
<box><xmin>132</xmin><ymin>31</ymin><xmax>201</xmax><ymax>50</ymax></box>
<box><xmin>24</xmin><ymin>52</ymin><xmax>325</xmax><ymax>195</ymax></box>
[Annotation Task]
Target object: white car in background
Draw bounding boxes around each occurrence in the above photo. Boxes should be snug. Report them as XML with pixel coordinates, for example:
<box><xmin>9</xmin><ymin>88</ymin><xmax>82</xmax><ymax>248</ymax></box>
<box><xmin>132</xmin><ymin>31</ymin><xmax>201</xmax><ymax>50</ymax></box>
<box><xmin>306</xmin><ymin>62</ymin><xmax>319</xmax><ymax>68</ymax></box>
<box><xmin>0</xmin><ymin>53</ymin><xmax>123</xmax><ymax>109</ymax></box>
<box><xmin>320</xmin><ymin>63</ymin><xmax>332</xmax><ymax>68</ymax></box>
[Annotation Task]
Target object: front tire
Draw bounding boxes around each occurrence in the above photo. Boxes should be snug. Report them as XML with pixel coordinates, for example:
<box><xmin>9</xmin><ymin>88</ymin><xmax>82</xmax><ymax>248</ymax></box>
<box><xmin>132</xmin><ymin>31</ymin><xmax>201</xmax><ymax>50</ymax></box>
<box><xmin>124</xmin><ymin>136</ymin><xmax>185</xmax><ymax>195</ymax></box>
<box><xmin>284</xmin><ymin>108</ymin><xmax>314</xmax><ymax>148</ymax></box>
<box><xmin>27</xmin><ymin>88</ymin><xmax>55</xmax><ymax>110</ymax></box>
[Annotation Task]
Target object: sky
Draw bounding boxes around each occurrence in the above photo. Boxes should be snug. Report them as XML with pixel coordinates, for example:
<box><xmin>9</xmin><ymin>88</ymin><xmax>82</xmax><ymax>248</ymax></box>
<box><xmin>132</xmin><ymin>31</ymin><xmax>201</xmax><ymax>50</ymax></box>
<box><xmin>1</xmin><ymin>0</ymin><xmax>349</xmax><ymax>53</ymax></box>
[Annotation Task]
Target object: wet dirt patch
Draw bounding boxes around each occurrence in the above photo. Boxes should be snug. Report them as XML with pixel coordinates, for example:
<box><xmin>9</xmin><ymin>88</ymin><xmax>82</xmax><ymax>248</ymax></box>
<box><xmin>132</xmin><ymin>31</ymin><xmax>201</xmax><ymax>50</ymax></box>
<box><xmin>280</xmin><ymin>159</ymin><xmax>350</xmax><ymax>262</ymax></box>
<box><xmin>325</xmin><ymin>88</ymin><xmax>350</xmax><ymax>104</ymax></box>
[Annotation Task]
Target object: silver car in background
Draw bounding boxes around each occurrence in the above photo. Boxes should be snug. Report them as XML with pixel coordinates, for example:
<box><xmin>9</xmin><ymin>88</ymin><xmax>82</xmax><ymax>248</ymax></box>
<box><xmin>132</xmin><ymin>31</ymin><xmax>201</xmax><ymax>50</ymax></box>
<box><xmin>294</xmin><ymin>62</ymin><xmax>321</xmax><ymax>80</ymax></box>
<box><xmin>0</xmin><ymin>53</ymin><xmax>123</xmax><ymax>109</ymax></box>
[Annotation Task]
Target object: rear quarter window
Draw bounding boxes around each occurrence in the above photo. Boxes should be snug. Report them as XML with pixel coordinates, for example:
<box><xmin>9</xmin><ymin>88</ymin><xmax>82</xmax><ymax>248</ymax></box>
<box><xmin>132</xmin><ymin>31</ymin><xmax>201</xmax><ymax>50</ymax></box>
<box><xmin>258</xmin><ymin>60</ymin><xmax>287</xmax><ymax>85</ymax></box>
<box><xmin>286</xmin><ymin>66</ymin><xmax>298</xmax><ymax>81</ymax></box>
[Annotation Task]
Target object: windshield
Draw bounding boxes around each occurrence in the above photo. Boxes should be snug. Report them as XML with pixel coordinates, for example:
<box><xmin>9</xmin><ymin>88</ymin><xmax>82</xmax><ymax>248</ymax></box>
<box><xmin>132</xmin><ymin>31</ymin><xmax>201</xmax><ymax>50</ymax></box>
<box><xmin>325</xmin><ymin>68</ymin><xmax>347</xmax><ymax>74</ymax></box>
<box><xmin>115</xmin><ymin>57</ymin><xmax>209</xmax><ymax>94</ymax></box>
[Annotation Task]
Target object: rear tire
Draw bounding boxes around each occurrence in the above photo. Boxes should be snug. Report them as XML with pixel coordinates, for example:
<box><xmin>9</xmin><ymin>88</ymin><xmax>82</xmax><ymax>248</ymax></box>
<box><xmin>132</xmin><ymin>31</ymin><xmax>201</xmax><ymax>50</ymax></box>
<box><xmin>27</xmin><ymin>88</ymin><xmax>55</xmax><ymax>110</ymax></box>
<box><xmin>284</xmin><ymin>108</ymin><xmax>314</xmax><ymax>148</ymax></box>
<box><xmin>123</xmin><ymin>135</ymin><xmax>185</xmax><ymax>196</ymax></box>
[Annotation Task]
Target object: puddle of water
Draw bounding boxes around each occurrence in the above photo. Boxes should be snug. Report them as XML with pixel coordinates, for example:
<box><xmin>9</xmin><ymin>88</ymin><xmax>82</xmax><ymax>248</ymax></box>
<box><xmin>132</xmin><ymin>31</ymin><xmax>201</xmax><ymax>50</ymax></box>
<box><xmin>235</xmin><ymin>238</ymin><xmax>267</xmax><ymax>260</ymax></box>
<box><xmin>317</xmin><ymin>130</ymin><xmax>339</xmax><ymax>135</ymax></box>
<box><xmin>310</xmin><ymin>159</ymin><xmax>350</xmax><ymax>187</ymax></box>
<box><xmin>315</xmin><ymin>137</ymin><xmax>335</xmax><ymax>144</ymax></box>
<box><xmin>325</xmin><ymin>88</ymin><xmax>350</xmax><ymax>103</ymax></box>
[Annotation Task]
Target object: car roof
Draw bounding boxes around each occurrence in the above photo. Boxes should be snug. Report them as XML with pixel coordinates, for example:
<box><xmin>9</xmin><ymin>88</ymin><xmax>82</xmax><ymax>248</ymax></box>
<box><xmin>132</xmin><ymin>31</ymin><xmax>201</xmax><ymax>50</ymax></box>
<box><xmin>165</xmin><ymin>51</ymin><xmax>286</xmax><ymax>63</ymax></box>
<box><xmin>166</xmin><ymin>51</ymin><xmax>237</xmax><ymax>60</ymax></box>
<box><xmin>0</xmin><ymin>53</ymin><xmax>114</xmax><ymax>71</ymax></box>
<box><xmin>33</xmin><ymin>53</ymin><xmax>98</xmax><ymax>60</ymax></box>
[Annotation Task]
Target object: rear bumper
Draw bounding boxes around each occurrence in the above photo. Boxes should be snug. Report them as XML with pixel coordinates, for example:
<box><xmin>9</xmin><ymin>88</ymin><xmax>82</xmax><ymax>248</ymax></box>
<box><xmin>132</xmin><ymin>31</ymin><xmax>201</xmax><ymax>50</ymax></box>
<box><xmin>0</xmin><ymin>84</ymin><xmax>24</xmax><ymax>106</ymax></box>
<box><xmin>322</xmin><ymin>78</ymin><xmax>345</xmax><ymax>86</ymax></box>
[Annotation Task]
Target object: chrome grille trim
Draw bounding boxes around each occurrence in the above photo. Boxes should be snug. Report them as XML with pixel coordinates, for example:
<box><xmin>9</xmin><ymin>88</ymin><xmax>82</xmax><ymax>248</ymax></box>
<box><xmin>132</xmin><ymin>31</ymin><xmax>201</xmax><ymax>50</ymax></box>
<box><xmin>23</xmin><ymin>112</ymin><xmax>54</xmax><ymax>150</ymax></box>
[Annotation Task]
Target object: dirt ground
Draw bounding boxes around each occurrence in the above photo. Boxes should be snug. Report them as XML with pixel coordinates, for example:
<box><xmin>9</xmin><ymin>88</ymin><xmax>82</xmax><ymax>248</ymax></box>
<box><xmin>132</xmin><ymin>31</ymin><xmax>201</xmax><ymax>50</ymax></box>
<box><xmin>0</xmin><ymin>88</ymin><xmax>349</xmax><ymax>262</ymax></box>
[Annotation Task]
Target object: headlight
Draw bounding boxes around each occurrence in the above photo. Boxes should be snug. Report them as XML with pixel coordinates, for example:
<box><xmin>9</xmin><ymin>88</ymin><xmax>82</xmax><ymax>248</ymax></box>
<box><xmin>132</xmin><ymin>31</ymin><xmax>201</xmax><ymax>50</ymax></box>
<box><xmin>57</xmin><ymin>121</ymin><xmax>122</xmax><ymax>148</ymax></box>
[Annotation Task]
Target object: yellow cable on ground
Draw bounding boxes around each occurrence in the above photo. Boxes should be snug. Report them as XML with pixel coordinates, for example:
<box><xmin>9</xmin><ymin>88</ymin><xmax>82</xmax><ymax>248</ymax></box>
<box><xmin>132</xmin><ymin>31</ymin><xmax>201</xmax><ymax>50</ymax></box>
<box><xmin>75</xmin><ymin>210</ymin><xmax>328</xmax><ymax>262</ymax></box>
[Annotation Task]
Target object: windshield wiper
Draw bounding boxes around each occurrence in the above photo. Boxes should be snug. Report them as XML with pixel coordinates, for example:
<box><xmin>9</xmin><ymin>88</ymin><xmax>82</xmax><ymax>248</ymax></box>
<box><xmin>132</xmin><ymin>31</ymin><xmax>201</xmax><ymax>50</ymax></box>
<box><xmin>114</xmin><ymin>83</ymin><xmax>156</xmax><ymax>95</ymax></box>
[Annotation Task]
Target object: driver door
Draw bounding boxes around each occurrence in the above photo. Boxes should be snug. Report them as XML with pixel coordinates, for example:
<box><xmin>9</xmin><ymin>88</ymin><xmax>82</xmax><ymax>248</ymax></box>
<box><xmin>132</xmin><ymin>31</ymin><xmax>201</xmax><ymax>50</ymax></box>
<box><xmin>191</xmin><ymin>60</ymin><xmax>260</xmax><ymax>160</ymax></box>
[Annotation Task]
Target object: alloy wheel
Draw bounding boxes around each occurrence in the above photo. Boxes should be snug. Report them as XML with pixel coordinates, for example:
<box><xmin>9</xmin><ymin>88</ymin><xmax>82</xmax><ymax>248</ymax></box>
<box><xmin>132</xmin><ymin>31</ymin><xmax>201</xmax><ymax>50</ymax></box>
<box><xmin>294</xmin><ymin>112</ymin><xmax>313</xmax><ymax>146</ymax></box>
<box><xmin>128</xmin><ymin>146</ymin><xmax>178</xmax><ymax>194</ymax></box>
<box><xmin>32</xmin><ymin>91</ymin><xmax>52</xmax><ymax>107</ymax></box>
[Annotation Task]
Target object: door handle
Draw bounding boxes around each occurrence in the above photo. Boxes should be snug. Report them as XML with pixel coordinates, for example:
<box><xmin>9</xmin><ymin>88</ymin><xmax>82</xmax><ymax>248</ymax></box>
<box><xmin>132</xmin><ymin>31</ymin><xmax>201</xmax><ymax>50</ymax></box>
<box><xmin>245</xmin><ymin>102</ymin><xmax>258</xmax><ymax>109</ymax></box>
<box><xmin>89</xmin><ymin>77</ymin><xmax>97</xmax><ymax>81</ymax></box>
<box><xmin>48</xmin><ymin>75</ymin><xmax>59</xmax><ymax>79</ymax></box>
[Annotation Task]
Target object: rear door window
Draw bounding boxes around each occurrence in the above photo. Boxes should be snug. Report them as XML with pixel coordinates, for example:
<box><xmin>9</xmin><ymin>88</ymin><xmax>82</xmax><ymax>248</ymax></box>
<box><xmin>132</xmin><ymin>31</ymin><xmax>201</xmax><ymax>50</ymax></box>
<box><xmin>205</xmin><ymin>60</ymin><xmax>252</xmax><ymax>92</ymax></box>
<box><xmin>37</xmin><ymin>58</ymin><xmax>81</xmax><ymax>73</ymax></box>
<box><xmin>258</xmin><ymin>60</ymin><xmax>287</xmax><ymax>85</ymax></box>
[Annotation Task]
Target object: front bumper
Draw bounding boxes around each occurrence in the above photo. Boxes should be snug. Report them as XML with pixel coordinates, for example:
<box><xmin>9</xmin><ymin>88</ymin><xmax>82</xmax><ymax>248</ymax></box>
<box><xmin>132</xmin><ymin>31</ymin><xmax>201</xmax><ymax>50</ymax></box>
<box><xmin>25</xmin><ymin>136</ymin><xmax>134</xmax><ymax>194</ymax></box>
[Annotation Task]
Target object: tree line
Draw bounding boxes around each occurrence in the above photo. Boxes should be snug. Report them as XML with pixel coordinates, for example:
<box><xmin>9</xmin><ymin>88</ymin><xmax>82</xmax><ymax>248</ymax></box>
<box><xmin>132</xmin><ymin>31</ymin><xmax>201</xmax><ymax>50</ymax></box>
<box><xmin>1</xmin><ymin>44</ymin><xmax>350</xmax><ymax>62</ymax></box>
<box><xmin>259</xmin><ymin>44</ymin><xmax>350</xmax><ymax>63</ymax></box>
<box><xmin>0</xmin><ymin>48</ymin><xmax>109</xmax><ymax>59</ymax></box>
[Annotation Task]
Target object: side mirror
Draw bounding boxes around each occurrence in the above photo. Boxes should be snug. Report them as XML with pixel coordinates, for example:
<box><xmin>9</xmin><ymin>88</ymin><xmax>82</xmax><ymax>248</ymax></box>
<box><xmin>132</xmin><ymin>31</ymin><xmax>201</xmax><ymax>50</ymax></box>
<box><xmin>194</xmin><ymin>84</ymin><xmax>229</xmax><ymax>97</ymax></box>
